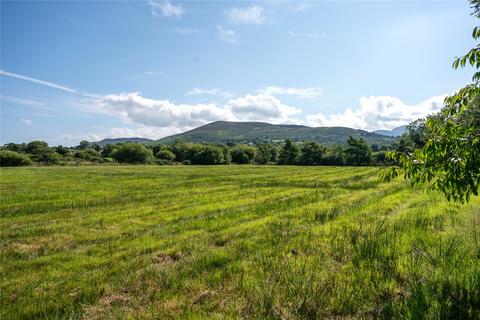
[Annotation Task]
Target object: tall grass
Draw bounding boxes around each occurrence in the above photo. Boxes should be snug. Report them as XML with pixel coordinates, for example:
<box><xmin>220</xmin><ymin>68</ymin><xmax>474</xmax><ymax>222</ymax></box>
<box><xmin>1</xmin><ymin>166</ymin><xmax>479</xmax><ymax>319</ymax></box>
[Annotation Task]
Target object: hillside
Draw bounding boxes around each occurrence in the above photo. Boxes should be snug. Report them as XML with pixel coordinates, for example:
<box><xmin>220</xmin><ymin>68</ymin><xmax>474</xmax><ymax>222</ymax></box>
<box><xmin>93</xmin><ymin>137</ymin><xmax>154</xmax><ymax>146</ymax></box>
<box><xmin>373</xmin><ymin>125</ymin><xmax>407</xmax><ymax>137</ymax></box>
<box><xmin>156</xmin><ymin>121</ymin><xmax>398</xmax><ymax>145</ymax></box>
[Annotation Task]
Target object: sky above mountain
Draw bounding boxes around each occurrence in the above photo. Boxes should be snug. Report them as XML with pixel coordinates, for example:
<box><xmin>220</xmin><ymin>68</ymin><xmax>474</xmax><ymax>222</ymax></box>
<box><xmin>0</xmin><ymin>0</ymin><xmax>476</xmax><ymax>145</ymax></box>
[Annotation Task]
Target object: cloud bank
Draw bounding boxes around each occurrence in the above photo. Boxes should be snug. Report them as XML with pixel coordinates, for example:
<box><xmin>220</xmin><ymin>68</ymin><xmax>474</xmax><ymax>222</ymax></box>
<box><xmin>306</xmin><ymin>95</ymin><xmax>445</xmax><ymax>130</ymax></box>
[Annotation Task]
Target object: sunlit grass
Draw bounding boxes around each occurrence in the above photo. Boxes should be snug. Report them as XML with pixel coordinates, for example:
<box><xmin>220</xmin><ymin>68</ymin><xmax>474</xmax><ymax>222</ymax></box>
<box><xmin>1</xmin><ymin>166</ymin><xmax>479</xmax><ymax>319</ymax></box>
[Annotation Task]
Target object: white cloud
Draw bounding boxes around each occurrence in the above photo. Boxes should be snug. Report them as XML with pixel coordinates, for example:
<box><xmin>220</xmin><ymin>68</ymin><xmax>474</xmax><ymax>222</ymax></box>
<box><xmin>187</xmin><ymin>88</ymin><xmax>234</xmax><ymax>98</ymax></box>
<box><xmin>259</xmin><ymin>86</ymin><xmax>323</xmax><ymax>99</ymax></box>
<box><xmin>148</xmin><ymin>0</ymin><xmax>184</xmax><ymax>18</ymax></box>
<box><xmin>228</xmin><ymin>5</ymin><xmax>265</xmax><ymax>25</ymax></box>
<box><xmin>288</xmin><ymin>30</ymin><xmax>326</xmax><ymax>39</ymax></box>
<box><xmin>306</xmin><ymin>95</ymin><xmax>445</xmax><ymax>131</ymax></box>
<box><xmin>92</xmin><ymin>92</ymin><xmax>301</xmax><ymax>130</ymax></box>
<box><xmin>217</xmin><ymin>25</ymin><xmax>238</xmax><ymax>43</ymax></box>
<box><xmin>21</xmin><ymin>118</ymin><xmax>32</xmax><ymax>125</ymax></box>
<box><xmin>225</xmin><ymin>94</ymin><xmax>301</xmax><ymax>123</ymax></box>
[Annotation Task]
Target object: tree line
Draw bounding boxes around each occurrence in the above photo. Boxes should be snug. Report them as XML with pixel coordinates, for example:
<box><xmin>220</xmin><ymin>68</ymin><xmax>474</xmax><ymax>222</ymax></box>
<box><xmin>0</xmin><ymin>137</ymin><xmax>391</xmax><ymax>167</ymax></box>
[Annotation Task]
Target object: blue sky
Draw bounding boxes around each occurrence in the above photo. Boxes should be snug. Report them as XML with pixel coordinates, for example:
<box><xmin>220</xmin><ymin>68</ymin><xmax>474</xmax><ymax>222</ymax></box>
<box><xmin>0</xmin><ymin>0</ymin><xmax>476</xmax><ymax>145</ymax></box>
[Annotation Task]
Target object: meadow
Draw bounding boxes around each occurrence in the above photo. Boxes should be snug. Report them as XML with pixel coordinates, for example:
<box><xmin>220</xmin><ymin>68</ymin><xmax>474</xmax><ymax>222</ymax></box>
<box><xmin>1</xmin><ymin>166</ymin><xmax>479</xmax><ymax>319</ymax></box>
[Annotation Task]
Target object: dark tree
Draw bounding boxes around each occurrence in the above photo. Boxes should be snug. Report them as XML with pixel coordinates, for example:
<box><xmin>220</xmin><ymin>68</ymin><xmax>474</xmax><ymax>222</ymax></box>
<box><xmin>279</xmin><ymin>140</ymin><xmax>300</xmax><ymax>165</ymax></box>
<box><xmin>255</xmin><ymin>143</ymin><xmax>279</xmax><ymax>164</ymax></box>
<box><xmin>299</xmin><ymin>141</ymin><xmax>326</xmax><ymax>165</ymax></box>
<box><xmin>344</xmin><ymin>137</ymin><xmax>373</xmax><ymax>166</ymax></box>
<box><xmin>231</xmin><ymin>145</ymin><xmax>256</xmax><ymax>164</ymax></box>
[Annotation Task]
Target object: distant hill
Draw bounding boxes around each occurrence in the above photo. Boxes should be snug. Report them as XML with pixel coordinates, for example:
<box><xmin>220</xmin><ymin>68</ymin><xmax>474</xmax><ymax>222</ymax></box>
<box><xmin>93</xmin><ymin>137</ymin><xmax>154</xmax><ymax>146</ymax></box>
<box><xmin>373</xmin><ymin>126</ymin><xmax>407</xmax><ymax>137</ymax></box>
<box><xmin>156</xmin><ymin>121</ymin><xmax>398</xmax><ymax>145</ymax></box>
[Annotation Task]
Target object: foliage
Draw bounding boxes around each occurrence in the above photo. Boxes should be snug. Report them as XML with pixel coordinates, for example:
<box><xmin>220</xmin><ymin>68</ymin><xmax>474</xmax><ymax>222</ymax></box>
<box><xmin>299</xmin><ymin>141</ymin><xmax>326</xmax><ymax>165</ymax></box>
<box><xmin>279</xmin><ymin>139</ymin><xmax>300</xmax><ymax>165</ymax></box>
<box><xmin>112</xmin><ymin>143</ymin><xmax>153</xmax><ymax>164</ymax></box>
<box><xmin>0</xmin><ymin>150</ymin><xmax>32</xmax><ymax>167</ymax></box>
<box><xmin>344</xmin><ymin>136</ymin><xmax>373</xmax><ymax>166</ymax></box>
<box><xmin>74</xmin><ymin>148</ymin><xmax>103</xmax><ymax>162</ymax></box>
<box><xmin>383</xmin><ymin>1</ymin><xmax>480</xmax><ymax>202</ymax></box>
<box><xmin>2</xmin><ymin>143</ymin><xmax>27</xmax><ymax>153</ymax></box>
<box><xmin>156</xmin><ymin>149</ymin><xmax>176</xmax><ymax>161</ymax></box>
<box><xmin>1</xmin><ymin>166</ymin><xmax>479</xmax><ymax>319</ymax></box>
<box><xmin>25</xmin><ymin>140</ymin><xmax>49</xmax><ymax>154</ymax></box>
<box><xmin>230</xmin><ymin>144</ymin><xmax>256</xmax><ymax>164</ymax></box>
<box><xmin>255</xmin><ymin>143</ymin><xmax>279</xmax><ymax>164</ymax></box>
<box><xmin>322</xmin><ymin>145</ymin><xmax>345</xmax><ymax>165</ymax></box>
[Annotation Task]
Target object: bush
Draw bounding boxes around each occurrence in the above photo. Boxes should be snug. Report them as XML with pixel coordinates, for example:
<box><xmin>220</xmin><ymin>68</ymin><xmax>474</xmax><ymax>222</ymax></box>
<box><xmin>0</xmin><ymin>150</ymin><xmax>32</xmax><ymax>167</ymax></box>
<box><xmin>112</xmin><ymin>143</ymin><xmax>153</xmax><ymax>164</ymax></box>
<box><xmin>156</xmin><ymin>149</ymin><xmax>176</xmax><ymax>161</ymax></box>
<box><xmin>231</xmin><ymin>145</ymin><xmax>256</xmax><ymax>164</ymax></box>
<box><xmin>74</xmin><ymin>149</ymin><xmax>103</xmax><ymax>162</ymax></box>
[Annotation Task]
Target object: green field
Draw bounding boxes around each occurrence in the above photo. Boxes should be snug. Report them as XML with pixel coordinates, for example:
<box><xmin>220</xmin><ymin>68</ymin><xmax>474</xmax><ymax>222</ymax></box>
<box><xmin>1</xmin><ymin>166</ymin><xmax>479</xmax><ymax>319</ymax></box>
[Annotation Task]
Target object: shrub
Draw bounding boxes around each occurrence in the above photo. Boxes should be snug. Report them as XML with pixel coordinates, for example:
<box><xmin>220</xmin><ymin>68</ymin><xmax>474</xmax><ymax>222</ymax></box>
<box><xmin>112</xmin><ymin>143</ymin><xmax>153</xmax><ymax>164</ymax></box>
<box><xmin>231</xmin><ymin>145</ymin><xmax>256</xmax><ymax>164</ymax></box>
<box><xmin>0</xmin><ymin>150</ymin><xmax>32</xmax><ymax>167</ymax></box>
<box><xmin>156</xmin><ymin>149</ymin><xmax>176</xmax><ymax>161</ymax></box>
<box><xmin>74</xmin><ymin>149</ymin><xmax>103</xmax><ymax>162</ymax></box>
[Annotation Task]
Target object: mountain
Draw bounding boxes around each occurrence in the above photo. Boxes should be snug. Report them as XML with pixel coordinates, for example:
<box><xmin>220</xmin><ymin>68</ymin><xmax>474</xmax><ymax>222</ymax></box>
<box><xmin>93</xmin><ymin>137</ymin><xmax>154</xmax><ymax>146</ymax></box>
<box><xmin>156</xmin><ymin>121</ymin><xmax>398</xmax><ymax>145</ymax></box>
<box><xmin>373</xmin><ymin>126</ymin><xmax>407</xmax><ymax>137</ymax></box>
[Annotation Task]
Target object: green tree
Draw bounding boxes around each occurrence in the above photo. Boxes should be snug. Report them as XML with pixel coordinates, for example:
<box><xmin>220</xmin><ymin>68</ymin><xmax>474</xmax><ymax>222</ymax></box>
<box><xmin>383</xmin><ymin>0</ymin><xmax>480</xmax><ymax>202</ymax></box>
<box><xmin>0</xmin><ymin>150</ymin><xmax>32</xmax><ymax>167</ymax></box>
<box><xmin>231</xmin><ymin>145</ymin><xmax>256</xmax><ymax>164</ymax></box>
<box><xmin>3</xmin><ymin>143</ymin><xmax>27</xmax><ymax>153</ymax></box>
<box><xmin>255</xmin><ymin>143</ymin><xmax>279</xmax><ymax>164</ymax></box>
<box><xmin>299</xmin><ymin>141</ymin><xmax>326</xmax><ymax>165</ymax></box>
<box><xmin>156</xmin><ymin>149</ymin><xmax>176</xmax><ymax>161</ymax></box>
<box><xmin>25</xmin><ymin>141</ymin><xmax>61</xmax><ymax>164</ymax></box>
<box><xmin>279</xmin><ymin>140</ymin><xmax>300</xmax><ymax>165</ymax></box>
<box><xmin>112</xmin><ymin>143</ymin><xmax>153</xmax><ymax>164</ymax></box>
<box><xmin>25</xmin><ymin>141</ymin><xmax>49</xmax><ymax>154</ymax></box>
<box><xmin>344</xmin><ymin>137</ymin><xmax>373</xmax><ymax>166</ymax></box>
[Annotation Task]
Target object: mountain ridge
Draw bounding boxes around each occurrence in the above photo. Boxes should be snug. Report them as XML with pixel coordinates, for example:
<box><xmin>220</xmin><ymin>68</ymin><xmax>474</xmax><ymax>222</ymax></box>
<box><xmin>155</xmin><ymin>121</ymin><xmax>399</xmax><ymax>145</ymax></box>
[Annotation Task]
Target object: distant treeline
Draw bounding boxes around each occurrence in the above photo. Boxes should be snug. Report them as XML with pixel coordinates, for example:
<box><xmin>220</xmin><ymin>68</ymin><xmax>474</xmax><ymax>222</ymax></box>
<box><xmin>0</xmin><ymin>135</ymin><xmax>403</xmax><ymax>167</ymax></box>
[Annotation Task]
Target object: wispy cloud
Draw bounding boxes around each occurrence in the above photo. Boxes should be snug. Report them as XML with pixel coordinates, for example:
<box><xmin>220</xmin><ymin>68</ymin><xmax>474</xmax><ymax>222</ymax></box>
<box><xmin>259</xmin><ymin>86</ymin><xmax>323</xmax><ymax>99</ymax></box>
<box><xmin>187</xmin><ymin>88</ymin><xmax>234</xmax><ymax>98</ymax></box>
<box><xmin>148</xmin><ymin>0</ymin><xmax>184</xmax><ymax>18</ymax></box>
<box><xmin>288</xmin><ymin>30</ymin><xmax>326</xmax><ymax>39</ymax></box>
<box><xmin>228</xmin><ymin>5</ymin><xmax>265</xmax><ymax>25</ymax></box>
<box><xmin>21</xmin><ymin>118</ymin><xmax>32</xmax><ymax>125</ymax></box>
<box><xmin>0</xmin><ymin>70</ymin><xmax>79</xmax><ymax>94</ymax></box>
<box><xmin>0</xmin><ymin>70</ymin><xmax>99</xmax><ymax>98</ymax></box>
<box><xmin>217</xmin><ymin>25</ymin><xmax>238</xmax><ymax>44</ymax></box>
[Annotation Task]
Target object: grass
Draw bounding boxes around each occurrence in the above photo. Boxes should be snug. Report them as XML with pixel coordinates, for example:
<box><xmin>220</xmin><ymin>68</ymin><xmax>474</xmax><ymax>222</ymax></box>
<box><xmin>1</xmin><ymin>165</ymin><xmax>479</xmax><ymax>319</ymax></box>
